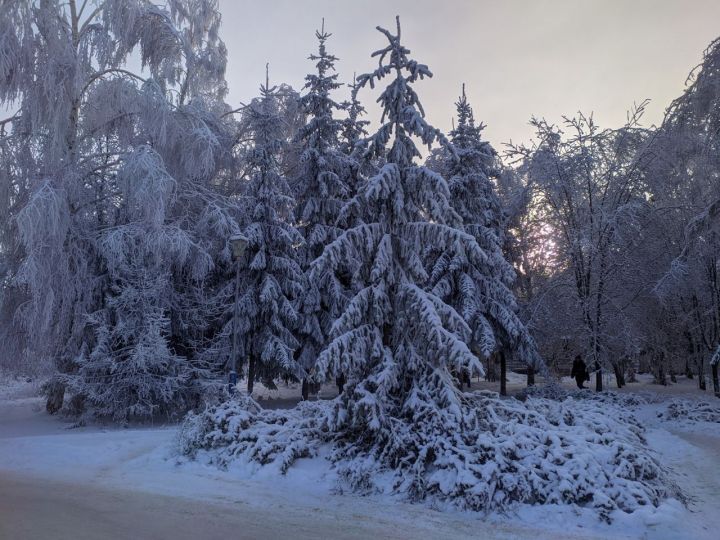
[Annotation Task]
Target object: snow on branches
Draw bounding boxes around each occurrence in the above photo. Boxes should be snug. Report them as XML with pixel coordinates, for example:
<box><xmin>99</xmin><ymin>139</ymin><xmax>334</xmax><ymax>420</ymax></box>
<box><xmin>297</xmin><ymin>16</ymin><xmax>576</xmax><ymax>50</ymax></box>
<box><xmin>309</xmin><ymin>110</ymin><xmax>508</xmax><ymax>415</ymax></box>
<box><xmin>181</xmin><ymin>19</ymin><xmax>651</xmax><ymax>520</ymax></box>
<box><xmin>181</xmin><ymin>390</ymin><xmax>672</xmax><ymax>520</ymax></box>
<box><xmin>234</xmin><ymin>74</ymin><xmax>304</xmax><ymax>391</ymax></box>
<box><xmin>293</xmin><ymin>22</ymin><xmax>355</xmax><ymax>384</ymax></box>
<box><xmin>426</xmin><ymin>86</ymin><xmax>540</xmax><ymax>368</ymax></box>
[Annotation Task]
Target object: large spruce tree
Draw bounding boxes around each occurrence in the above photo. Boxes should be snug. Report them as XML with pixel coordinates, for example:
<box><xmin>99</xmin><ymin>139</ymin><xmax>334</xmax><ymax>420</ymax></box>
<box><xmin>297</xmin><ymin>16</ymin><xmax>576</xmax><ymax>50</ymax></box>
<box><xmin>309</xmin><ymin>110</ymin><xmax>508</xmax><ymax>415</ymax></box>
<box><xmin>235</xmin><ymin>71</ymin><xmax>304</xmax><ymax>393</ymax></box>
<box><xmin>293</xmin><ymin>22</ymin><xmax>354</xmax><ymax>397</ymax></box>
<box><xmin>310</xmin><ymin>15</ymin><xmax>486</xmax><ymax>472</ymax></box>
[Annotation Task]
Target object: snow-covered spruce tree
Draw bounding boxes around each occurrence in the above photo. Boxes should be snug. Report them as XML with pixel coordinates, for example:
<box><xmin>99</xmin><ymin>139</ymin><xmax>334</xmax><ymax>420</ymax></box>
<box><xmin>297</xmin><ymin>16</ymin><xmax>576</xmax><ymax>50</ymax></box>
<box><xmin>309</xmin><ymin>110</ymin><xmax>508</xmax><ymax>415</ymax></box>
<box><xmin>181</xmin><ymin>18</ymin><xmax>672</xmax><ymax>517</ymax></box>
<box><xmin>234</xmin><ymin>71</ymin><xmax>304</xmax><ymax>394</ymax></box>
<box><xmin>427</xmin><ymin>85</ymin><xmax>503</xmax><ymax>237</ymax></box>
<box><xmin>339</xmin><ymin>74</ymin><xmax>370</xmax><ymax>158</ymax></box>
<box><xmin>426</xmin><ymin>86</ymin><xmax>541</xmax><ymax>385</ymax></box>
<box><xmin>293</xmin><ymin>22</ymin><xmax>354</xmax><ymax>398</ymax></box>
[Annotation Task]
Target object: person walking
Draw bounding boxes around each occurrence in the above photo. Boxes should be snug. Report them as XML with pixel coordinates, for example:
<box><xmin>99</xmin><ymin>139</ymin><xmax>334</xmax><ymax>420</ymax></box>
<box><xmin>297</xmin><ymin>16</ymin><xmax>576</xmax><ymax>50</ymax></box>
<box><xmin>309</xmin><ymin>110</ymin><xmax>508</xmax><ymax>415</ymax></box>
<box><xmin>570</xmin><ymin>355</ymin><xmax>588</xmax><ymax>389</ymax></box>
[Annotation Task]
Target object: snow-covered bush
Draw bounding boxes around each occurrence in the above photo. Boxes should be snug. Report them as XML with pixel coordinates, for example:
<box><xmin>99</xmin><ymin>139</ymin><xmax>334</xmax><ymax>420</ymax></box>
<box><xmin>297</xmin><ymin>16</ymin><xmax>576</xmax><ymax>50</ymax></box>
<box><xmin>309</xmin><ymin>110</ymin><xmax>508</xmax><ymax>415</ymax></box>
<box><xmin>660</xmin><ymin>399</ymin><xmax>720</xmax><ymax>424</ymax></box>
<box><xmin>179</xmin><ymin>396</ymin><xmax>326</xmax><ymax>473</ymax></box>
<box><xmin>523</xmin><ymin>384</ymin><xmax>652</xmax><ymax>408</ymax></box>
<box><xmin>180</xmin><ymin>391</ymin><xmax>673</xmax><ymax>520</ymax></box>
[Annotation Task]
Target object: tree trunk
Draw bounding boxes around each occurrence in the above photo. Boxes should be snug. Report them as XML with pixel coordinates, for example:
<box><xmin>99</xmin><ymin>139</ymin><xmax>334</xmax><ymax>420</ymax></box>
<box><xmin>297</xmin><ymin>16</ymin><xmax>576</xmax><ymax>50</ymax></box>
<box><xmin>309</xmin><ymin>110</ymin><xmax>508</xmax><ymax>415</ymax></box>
<box><xmin>612</xmin><ymin>363</ymin><xmax>625</xmax><ymax>388</ymax></box>
<box><xmin>301</xmin><ymin>378</ymin><xmax>309</xmax><ymax>400</ymax></box>
<box><xmin>697</xmin><ymin>357</ymin><xmax>707</xmax><ymax>391</ymax></box>
<box><xmin>712</xmin><ymin>363</ymin><xmax>719</xmax><ymax>398</ymax></box>
<box><xmin>595</xmin><ymin>361</ymin><xmax>602</xmax><ymax>392</ymax></box>
<box><xmin>658</xmin><ymin>361</ymin><xmax>667</xmax><ymax>386</ymax></box>
<box><xmin>500</xmin><ymin>351</ymin><xmax>507</xmax><ymax>397</ymax></box>
<box><xmin>526</xmin><ymin>365</ymin><xmax>535</xmax><ymax>387</ymax></box>
<box><xmin>247</xmin><ymin>356</ymin><xmax>256</xmax><ymax>394</ymax></box>
<box><xmin>485</xmin><ymin>355</ymin><xmax>497</xmax><ymax>382</ymax></box>
<box><xmin>627</xmin><ymin>363</ymin><xmax>637</xmax><ymax>383</ymax></box>
<box><xmin>336</xmin><ymin>373</ymin><xmax>345</xmax><ymax>394</ymax></box>
<box><xmin>45</xmin><ymin>380</ymin><xmax>65</xmax><ymax>415</ymax></box>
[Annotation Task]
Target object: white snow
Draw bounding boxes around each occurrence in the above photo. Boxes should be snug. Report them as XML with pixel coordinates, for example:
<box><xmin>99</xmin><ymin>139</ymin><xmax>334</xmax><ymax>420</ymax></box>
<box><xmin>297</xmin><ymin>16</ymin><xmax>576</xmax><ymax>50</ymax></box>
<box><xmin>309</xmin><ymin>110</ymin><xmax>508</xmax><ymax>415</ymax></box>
<box><xmin>1</xmin><ymin>377</ymin><xmax>718</xmax><ymax>539</ymax></box>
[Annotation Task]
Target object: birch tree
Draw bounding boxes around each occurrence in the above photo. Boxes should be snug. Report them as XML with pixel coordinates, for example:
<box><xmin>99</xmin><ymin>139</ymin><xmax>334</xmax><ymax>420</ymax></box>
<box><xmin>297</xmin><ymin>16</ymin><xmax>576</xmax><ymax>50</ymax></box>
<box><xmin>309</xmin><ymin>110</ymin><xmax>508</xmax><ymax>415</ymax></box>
<box><xmin>0</xmin><ymin>0</ymin><xmax>233</xmax><ymax>417</ymax></box>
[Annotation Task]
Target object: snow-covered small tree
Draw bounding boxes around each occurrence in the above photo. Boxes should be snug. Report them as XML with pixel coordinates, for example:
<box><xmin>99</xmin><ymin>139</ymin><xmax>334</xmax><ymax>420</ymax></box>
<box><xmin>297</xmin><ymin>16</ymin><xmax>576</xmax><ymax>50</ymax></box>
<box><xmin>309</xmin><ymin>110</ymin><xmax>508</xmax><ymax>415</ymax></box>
<box><xmin>234</xmin><ymin>71</ymin><xmax>304</xmax><ymax>393</ymax></box>
<box><xmin>74</xmin><ymin>154</ymin><xmax>192</xmax><ymax>420</ymax></box>
<box><xmin>293</xmin><ymin>22</ymin><xmax>354</xmax><ymax>397</ymax></box>
<box><xmin>427</xmin><ymin>85</ymin><xmax>501</xmax><ymax>228</ymax></box>
<box><xmin>339</xmin><ymin>74</ymin><xmax>370</xmax><ymax>158</ymax></box>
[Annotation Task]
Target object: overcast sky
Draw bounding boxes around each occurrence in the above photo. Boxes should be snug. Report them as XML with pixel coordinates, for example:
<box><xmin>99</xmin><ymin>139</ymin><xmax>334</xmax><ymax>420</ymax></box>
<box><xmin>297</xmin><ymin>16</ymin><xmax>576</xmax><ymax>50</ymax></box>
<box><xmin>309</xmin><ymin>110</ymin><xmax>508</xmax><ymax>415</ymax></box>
<box><xmin>217</xmin><ymin>0</ymin><xmax>720</xmax><ymax>150</ymax></box>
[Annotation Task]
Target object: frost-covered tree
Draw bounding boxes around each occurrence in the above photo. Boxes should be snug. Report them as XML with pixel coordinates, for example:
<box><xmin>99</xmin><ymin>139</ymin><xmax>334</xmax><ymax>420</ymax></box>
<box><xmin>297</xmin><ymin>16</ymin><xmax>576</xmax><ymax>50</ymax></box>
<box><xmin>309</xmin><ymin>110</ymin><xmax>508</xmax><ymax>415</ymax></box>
<box><xmin>427</xmin><ymin>85</ymin><xmax>502</xmax><ymax>233</ymax></box>
<box><xmin>508</xmin><ymin>105</ymin><xmax>656</xmax><ymax>390</ymax></box>
<box><xmin>293</xmin><ymin>23</ymin><xmax>354</xmax><ymax>398</ymax></box>
<box><xmin>426</xmin><ymin>86</ymin><xmax>539</xmax><ymax>387</ymax></box>
<box><xmin>234</xmin><ymin>71</ymin><xmax>304</xmax><ymax>394</ymax></box>
<box><xmin>73</xmin><ymin>152</ymin><xmax>193</xmax><ymax>420</ymax></box>
<box><xmin>649</xmin><ymin>38</ymin><xmax>720</xmax><ymax>394</ymax></box>
<box><xmin>0</xmin><ymin>0</ymin><xmax>234</xmax><ymax>417</ymax></box>
<box><xmin>181</xmin><ymin>18</ymin><xmax>671</xmax><ymax>516</ymax></box>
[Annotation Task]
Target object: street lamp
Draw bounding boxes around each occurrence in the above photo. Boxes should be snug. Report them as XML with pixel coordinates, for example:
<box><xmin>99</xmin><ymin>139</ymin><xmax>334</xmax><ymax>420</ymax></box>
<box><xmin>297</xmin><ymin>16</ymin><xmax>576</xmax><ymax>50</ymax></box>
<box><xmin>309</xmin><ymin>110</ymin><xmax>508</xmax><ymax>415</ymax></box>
<box><xmin>228</xmin><ymin>233</ymin><xmax>249</xmax><ymax>396</ymax></box>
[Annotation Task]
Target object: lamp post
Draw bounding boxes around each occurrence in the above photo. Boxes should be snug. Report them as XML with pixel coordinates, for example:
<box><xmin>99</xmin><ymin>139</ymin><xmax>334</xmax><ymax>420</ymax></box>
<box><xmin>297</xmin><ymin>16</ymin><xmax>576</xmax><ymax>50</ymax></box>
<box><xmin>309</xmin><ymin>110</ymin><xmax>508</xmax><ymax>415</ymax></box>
<box><xmin>228</xmin><ymin>233</ymin><xmax>249</xmax><ymax>396</ymax></box>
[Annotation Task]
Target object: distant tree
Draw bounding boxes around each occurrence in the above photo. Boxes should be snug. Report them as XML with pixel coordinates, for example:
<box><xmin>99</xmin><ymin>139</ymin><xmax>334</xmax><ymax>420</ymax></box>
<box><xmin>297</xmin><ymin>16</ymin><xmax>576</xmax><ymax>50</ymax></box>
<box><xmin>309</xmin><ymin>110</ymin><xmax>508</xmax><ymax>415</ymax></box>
<box><xmin>508</xmin><ymin>106</ymin><xmax>654</xmax><ymax>390</ymax></box>
<box><xmin>339</xmin><ymin>74</ymin><xmax>370</xmax><ymax>158</ymax></box>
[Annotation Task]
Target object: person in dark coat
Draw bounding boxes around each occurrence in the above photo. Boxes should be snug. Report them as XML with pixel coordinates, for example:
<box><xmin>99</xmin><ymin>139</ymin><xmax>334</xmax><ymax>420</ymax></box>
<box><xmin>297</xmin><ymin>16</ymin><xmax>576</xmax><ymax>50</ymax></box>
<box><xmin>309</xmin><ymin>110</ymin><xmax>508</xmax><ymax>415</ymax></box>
<box><xmin>570</xmin><ymin>355</ymin><xmax>588</xmax><ymax>389</ymax></box>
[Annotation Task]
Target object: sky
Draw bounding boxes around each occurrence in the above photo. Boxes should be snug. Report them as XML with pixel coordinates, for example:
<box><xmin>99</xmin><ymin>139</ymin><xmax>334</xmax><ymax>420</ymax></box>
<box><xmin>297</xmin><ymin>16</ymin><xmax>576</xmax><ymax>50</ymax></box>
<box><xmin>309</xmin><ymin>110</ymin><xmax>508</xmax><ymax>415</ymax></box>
<box><xmin>217</xmin><ymin>0</ymin><xmax>720</xmax><ymax>151</ymax></box>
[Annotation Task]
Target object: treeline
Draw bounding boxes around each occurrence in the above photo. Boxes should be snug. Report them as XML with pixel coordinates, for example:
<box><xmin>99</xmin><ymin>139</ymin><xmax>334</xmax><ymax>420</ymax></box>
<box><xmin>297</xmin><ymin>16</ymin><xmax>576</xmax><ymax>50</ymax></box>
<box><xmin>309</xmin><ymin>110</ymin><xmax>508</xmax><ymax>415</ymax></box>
<box><xmin>0</xmin><ymin>1</ymin><xmax>717</xmax><ymax>424</ymax></box>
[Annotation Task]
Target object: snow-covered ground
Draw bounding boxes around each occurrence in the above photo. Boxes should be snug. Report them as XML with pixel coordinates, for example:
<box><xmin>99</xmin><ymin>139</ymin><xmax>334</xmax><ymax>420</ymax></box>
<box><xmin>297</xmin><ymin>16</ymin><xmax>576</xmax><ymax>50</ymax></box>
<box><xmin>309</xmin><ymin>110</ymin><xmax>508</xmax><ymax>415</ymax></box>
<box><xmin>0</xmin><ymin>374</ymin><xmax>718</xmax><ymax>540</ymax></box>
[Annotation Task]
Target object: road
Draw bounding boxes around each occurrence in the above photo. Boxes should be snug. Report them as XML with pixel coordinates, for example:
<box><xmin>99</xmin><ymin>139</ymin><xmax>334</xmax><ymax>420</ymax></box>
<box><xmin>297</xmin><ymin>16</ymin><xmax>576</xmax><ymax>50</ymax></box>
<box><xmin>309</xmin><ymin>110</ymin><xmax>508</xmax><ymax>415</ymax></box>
<box><xmin>1</xmin><ymin>472</ymin><xmax>273</xmax><ymax>540</ymax></box>
<box><xmin>0</xmin><ymin>471</ymin><xmax>607</xmax><ymax>540</ymax></box>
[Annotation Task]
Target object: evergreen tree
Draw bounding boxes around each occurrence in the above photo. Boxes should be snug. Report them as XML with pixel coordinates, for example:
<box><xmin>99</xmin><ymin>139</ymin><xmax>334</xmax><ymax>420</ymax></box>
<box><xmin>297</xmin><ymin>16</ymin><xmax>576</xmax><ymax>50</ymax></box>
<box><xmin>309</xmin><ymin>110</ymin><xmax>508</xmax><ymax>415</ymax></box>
<box><xmin>442</xmin><ymin>84</ymin><xmax>503</xmax><ymax>236</ymax></box>
<box><xmin>339</xmin><ymin>74</ymin><xmax>370</xmax><ymax>158</ymax></box>
<box><xmin>427</xmin><ymin>86</ymin><xmax>540</xmax><ymax>378</ymax></box>
<box><xmin>310</xmin><ymin>15</ymin><xmax>487</xmax><ymax>478</ymax></box>
<box><xmin>236</xmin><ymin>69</ymin><xmax>304</xmax><ymax>393</ymax></box>
<box><xmin>293</xmin><ymin>22</ymin><xmax>353</xmax><ymax>397</ymax></box>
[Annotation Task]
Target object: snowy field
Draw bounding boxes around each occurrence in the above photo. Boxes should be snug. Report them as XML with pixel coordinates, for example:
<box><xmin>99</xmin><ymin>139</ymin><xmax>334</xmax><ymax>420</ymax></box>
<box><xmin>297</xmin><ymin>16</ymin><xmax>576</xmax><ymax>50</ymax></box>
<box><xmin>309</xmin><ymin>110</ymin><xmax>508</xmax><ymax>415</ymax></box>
<box><xmin>0</xmin><ymin>374</ymin><xmax>718</xmax><ymax>540</ymax></box>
